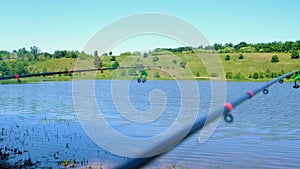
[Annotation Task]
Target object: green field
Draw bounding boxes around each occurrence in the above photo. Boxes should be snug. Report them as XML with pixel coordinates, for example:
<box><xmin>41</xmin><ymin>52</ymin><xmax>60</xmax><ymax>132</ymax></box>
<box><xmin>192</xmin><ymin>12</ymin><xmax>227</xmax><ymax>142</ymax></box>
<box><xmin>219</xmin><ymin>53</ymin><xmax>300</xmax><ymax>80</ymax></box>
<box><xmin>103</xmin><ymin>52</ymin><xmax>300</xmax><ymax>81</ymax></box>
<box><xmin>1</xmin><ymin>51</ymin><xmax>300</xmax><ymax>83</ymax></box>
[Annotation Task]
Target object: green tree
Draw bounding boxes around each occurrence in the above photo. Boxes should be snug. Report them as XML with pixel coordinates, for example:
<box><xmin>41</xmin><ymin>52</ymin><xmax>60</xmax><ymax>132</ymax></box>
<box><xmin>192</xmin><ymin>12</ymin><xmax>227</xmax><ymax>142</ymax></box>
<box><xmin>218</xmin><ymin>47</ymin><xmax>235</xmax><ymax>53</ymax></box>
<box><xmin>64</xmin><ymin>68</ymin><xmax>69</xmax><ymax>76</ymax></box>
<box><xmin>235</xmin><ymin>72</ymin><xmax>243</xmax><ymax>79</ymax></box>
<box><xmin>239</xmin><ymin>46</ymin><xmax>256</xmax><ymax>53</ymax></box>
<box><xmin>28</xmin><ymin>55</ymin><xmax>34</xmax><ymax>62</ymax></box>
<box><xmin>213</xmin><ymin>43</ymin><xmax>223</xmax><ymax>51</ymax></box>
<box><xmin>234</xmin><ymin>42</ymin><xmax>247</xmax><ymax>51</ymax></box>
<box><xmin>11</xmin><ymin>60</ymin><xmax>29</xmax><ymax>75</ymax></box>
<box><xmin>110</xmin><ymin>56</ymin><xmax>116</xmax><ymax>61</ymax></box>
<box><xmin>249</xmin><ymin>73</ymin><xmax>252</xmax><ymax>79</ymax></box>
<box><xmin>66</xmin><ymin>51</ymin><xmax>79</xmax><ymax>58</ymax></box>
<box><xmin>224</xmin><ymin>43</ymin><xmax>233</xmax><ymax>48</ymax></box>
<box><xmin>0</xmin><ymin>61</ymin><xmax>10</xmax><ymax>76</ymax></box>
<box><xmin>54</xmin><ymin>50</ymin><xmax>67</xmax><ymax>58</ymax></box>
<box><xmin>132</xmin><ymin>51</ymin><xmax>142</xmax><ymax>56</ymax></box>
<box><xmin>79</xmin><ymin>51</ymin><xmax>89</xmax><ymax>59</ymax></box>
<box><xmin>109</xmin><ymin>51</ymin><xmax>113</xmax><ymax>56</ymax></box>
<box><xmin>271</xmin><ymin>55</ymin><xmax>279</xmax><ymax>63</ymax></box>
<box><xmin>238</xmin><ymin>54</ymin><xmax>244</xmax><ymax>59</ymax></box>
<box><xmin>265</xmin><ymin>69</ymin><xmax>272</xmax><ymax>78</ymax></box>
<box><xmin>17</xmin><ymin>47</ymin><xmax>29</xmax><ymax>58</ymax></box>
<box><xmin>225</xmin><ymin>55</ymin><xmax>231</xmax><ymax>61</ymax></box>
<box><xmin>42</xmin><ymin>67</ymin><xmax>47</xmax><ymax>74</ymax></box>
<box><xmin>272</xmin><ymin>72</ymin><xmax>278</xmax><ymax>78</ymax></box>
<box><xmin>94</xmin><ymin>50</ymin><xmax>98</xmax><ymax>57</ymax></box>
<box><xmin>291</xmin><ymin>51</ymin><xmax>299</xmax><ymax>59</ymax></box>
<box><xmin>143</xmin><ymin>52</ymin><xmax>148</xmax><ymax>58</ymax></box>
<box><xmin>43</xmin><ymin>52</ymin><xmax>52</xmax><ymax>58</ymax></box>
<box><xmin>94</xmin><ymin>56</ymin><xmax>102</xmax><ymax>68</ymax></box>
<box><xmin>284</xmin><ymin>41</ymin><xmax>293</xmax><ymax>52</ymax></box>
<box><xmin>226</xmin><ymin>72</ymin><xmax>233</xmax><ymax>79</ymax></box>
<box><xmin>259</xmin><ymin>72</ymin><xmax>264</xmax><ymax>79</ymax></box>
<box><xmin>30</xmin><ymin>46</ymin><xmax>39</xmax><ymax>60</ymax></box>
<box><xmin>120</xmin><ymin>51</ymin><xmax>131</xmax><ymax>56</ymax></box>
<box><xmin>271</xmin><ymin>72</ymin><xmax>275</xmax><ymax>78</ymax></box>
<box><xmin>5</xmin><ymin>54</ymin><xmax>10</xmax><ymax>60</ymax></box>
<box><xmin>253</xmin><ymin>72</ymin><xmax>259</xmax><ymax>79</ymax></box>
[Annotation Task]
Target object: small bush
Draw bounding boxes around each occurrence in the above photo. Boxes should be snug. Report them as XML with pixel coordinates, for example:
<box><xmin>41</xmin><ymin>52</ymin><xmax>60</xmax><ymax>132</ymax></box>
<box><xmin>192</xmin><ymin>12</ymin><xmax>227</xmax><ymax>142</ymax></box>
<box><xmin>143</xmin><ymin>52</ymin><xmax>148</xmax><ymax>58</ymax></box>
<box><xmin>238</xmin><ymin>54</ymin><xmax>244</xmax><ymax>59</ymax></box>
<box><xmin>253</xmin><ymin>72</ymin><xmax>259</xmax><ymax>79</ymax></box>
<box><xmin>235</xmin><ymin>72</ymin><xmax>243</xmax><ymax>79</ymax></box>
<box><xmin>110</xmin><ymin>56</ymin><xmax>116</xmax><ymax>61</ymax></box>
<box><xmin>271</xmin><ymin>55</ymin><xmax>279</xmax><ymax>63</ymax></box>
<box><xmin>248</xmin><ymin>73</ymin><xmax>252</xmax><ymax>79</ymax></box>
<box><xmin>225</xmin><ymin>55</ymin><xmax>230</xmax><ymax>61</ymax></box>
<box><xmin>291</xmin><ymin>51</ymin><xmax>299</xmax><ymax>59</ymax></box>
<box><xmin>226</xmin><ymin>72</ymin><xmax>233</xmax><ymax>79</ymax></box>
<box><xmin>152</xmin><ymin>56</ymin><xmax>159</xmax><ymax>62</ymax></box>
<box><xmin>179</xmin><ymin>61</ymin><xmax>186</xmax><ymax>68</ymax></box>
<box><xmin>153</xmin><ymin>71</ymin><xmax>160</xmax><ymax>78</ymax></box>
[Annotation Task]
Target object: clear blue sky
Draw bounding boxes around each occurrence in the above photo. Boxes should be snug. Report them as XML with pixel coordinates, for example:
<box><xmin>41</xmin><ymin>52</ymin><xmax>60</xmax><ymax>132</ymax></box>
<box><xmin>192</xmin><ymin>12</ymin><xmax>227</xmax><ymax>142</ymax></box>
<box><xmin>0</xmin><ymin>0</ymin><xmax>299</xmax><ymax>54</ymax></box>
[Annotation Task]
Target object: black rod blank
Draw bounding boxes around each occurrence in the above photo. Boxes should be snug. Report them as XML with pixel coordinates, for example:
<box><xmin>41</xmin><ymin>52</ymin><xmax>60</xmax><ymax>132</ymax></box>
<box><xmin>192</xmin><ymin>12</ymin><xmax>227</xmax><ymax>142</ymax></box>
<box><xmin>0</xmin><ymin>66</ymin><xmax>143</xmax><ymax>81</ymax></box>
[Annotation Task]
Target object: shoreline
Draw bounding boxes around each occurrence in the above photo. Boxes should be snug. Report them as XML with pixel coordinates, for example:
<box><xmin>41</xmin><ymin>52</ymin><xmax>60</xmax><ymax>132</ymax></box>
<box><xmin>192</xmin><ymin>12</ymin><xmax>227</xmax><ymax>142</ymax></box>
<box><xmin>0</xmin><ymin>76</ymin><xmax>295</xmax><ymax>85</ymax></box>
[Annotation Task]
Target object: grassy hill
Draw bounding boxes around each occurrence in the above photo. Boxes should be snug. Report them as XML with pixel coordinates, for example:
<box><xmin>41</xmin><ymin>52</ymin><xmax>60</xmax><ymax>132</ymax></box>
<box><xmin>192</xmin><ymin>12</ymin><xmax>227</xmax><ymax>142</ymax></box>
<box><xmin>1</xmin><ymin>52</ymin><xmax>300</xmax><ymax>83</ymax></box>
<box><xmin>105</xmin><ymin>52</ymin><xmax>300</xmax><ymax>81</ymax></box>
<box><xmin>219</xmin><ymin>53</ymin><xmax>300</xmax><ymax>80</ymax></box>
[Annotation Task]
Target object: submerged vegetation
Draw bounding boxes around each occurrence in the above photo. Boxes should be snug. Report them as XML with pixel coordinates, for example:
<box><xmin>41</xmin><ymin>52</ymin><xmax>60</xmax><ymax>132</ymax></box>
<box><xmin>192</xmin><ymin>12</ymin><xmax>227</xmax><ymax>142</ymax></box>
<box><xmin>0</xmin><ymin>40</ymin><xmax>299</xmax><ymax>82</ymax></box>
<box><xmin>0</xmin><ymin>117</ymin><xmax>106</xmax><ymax>168</ymax></box>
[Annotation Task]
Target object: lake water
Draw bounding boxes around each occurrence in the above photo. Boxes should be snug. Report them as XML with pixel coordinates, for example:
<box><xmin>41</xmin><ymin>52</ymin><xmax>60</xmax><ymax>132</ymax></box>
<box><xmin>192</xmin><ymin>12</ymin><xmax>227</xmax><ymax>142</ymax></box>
<box><xmin>0</xmin><ymin>80</ymin><xmax>299</xmax><ymax>168</ymax></box>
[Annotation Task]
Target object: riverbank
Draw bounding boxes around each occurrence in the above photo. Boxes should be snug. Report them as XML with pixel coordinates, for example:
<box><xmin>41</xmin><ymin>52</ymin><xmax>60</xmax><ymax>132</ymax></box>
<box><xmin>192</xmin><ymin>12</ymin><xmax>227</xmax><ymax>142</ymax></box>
<box><xmin>1</xmin><ymin>75</ymin><xmax>296</xmax><ymax>85</ymax></box>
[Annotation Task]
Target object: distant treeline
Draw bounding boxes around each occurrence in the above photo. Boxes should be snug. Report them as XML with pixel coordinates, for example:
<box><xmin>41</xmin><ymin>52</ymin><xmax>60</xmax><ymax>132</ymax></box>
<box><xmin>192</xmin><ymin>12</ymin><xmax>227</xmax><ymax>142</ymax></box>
<box><xmin>0</xmin><ymin>46</ymin><xmax>93</xmax><ymax>61</ymax></box>
<box><xmin>0</xmin><ymin>46</ymin><xmax>96</xmax><ymax>76</ymax></box>
<box><xmin>212</xmin><ymin>41</ymin><xmax>300</xmax><ymax>53</ymax></box>
<box><xmin>1</xmin><ymin>40</ymin><xmax>300</xmax><ymax>61</ymax></box>
<box><xmin>153</xmin><ymin>40</ymin><xmax>300</xmax><ymax>53</ymax></box>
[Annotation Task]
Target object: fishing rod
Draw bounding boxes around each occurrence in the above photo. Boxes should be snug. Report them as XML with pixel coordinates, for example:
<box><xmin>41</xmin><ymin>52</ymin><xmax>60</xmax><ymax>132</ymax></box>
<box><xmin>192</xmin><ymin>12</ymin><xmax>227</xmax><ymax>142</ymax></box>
<box><xmin>0</xmin><ymin>66</ymin><xmax>150</xmax><ymax>82</ymax></box>
<box><xmin>0</xmin><ymin>65</ymin><xmax>182</xmax><ymax>84</ymax></box>
<box><xmin>116</xmin><ymin>70</ymin><xmax>299</xmax><ymax>169</ymax></box>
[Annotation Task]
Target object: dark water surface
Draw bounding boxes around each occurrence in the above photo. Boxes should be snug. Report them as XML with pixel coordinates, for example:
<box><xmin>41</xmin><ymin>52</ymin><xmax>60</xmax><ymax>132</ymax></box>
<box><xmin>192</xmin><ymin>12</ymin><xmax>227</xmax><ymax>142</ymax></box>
<box><xmin>0</xmin><ymin>80</ymin><xmax>299</xmax><ymax>168</ymax></box>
